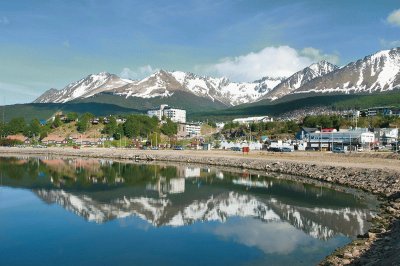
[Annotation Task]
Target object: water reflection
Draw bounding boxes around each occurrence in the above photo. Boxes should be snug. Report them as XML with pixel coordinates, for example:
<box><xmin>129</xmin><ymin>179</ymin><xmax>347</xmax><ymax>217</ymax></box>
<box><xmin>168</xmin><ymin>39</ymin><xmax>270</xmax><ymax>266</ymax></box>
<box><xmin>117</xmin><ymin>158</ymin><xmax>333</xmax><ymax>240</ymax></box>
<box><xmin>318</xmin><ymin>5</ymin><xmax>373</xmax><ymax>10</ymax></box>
<box><xmin>0</xmin><ymin>157</ymin><xmax>377</xmax><ymax>244</ymax></box>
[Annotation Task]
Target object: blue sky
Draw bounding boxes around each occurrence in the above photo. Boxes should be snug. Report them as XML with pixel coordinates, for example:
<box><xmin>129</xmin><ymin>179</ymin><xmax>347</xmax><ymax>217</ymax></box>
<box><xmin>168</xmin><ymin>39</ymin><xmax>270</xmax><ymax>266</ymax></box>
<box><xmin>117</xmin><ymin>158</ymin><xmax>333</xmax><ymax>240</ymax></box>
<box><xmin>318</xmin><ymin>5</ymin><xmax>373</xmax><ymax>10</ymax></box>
<box><xmin>0</xmin><ymin>0</ymin><xmax>399</xmax><ymax>104</ymax></box>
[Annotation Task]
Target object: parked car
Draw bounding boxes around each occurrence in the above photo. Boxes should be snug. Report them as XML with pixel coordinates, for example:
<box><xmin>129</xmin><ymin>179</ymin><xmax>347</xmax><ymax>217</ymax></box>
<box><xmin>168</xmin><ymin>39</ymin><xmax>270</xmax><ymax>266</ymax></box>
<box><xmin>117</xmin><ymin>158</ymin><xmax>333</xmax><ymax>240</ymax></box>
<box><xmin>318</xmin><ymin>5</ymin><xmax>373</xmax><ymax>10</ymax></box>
<box><xmin>173</xmin><ymin>146</ymin><xmax>184</xmax><ymax>150</ymax></box>
<box><xmin>305</xmin><ymin>147</ymin><xmax>318</xmax><ymax>151</ymax></box>
<box><xmin>332</xmin><ymin>147</ymin><xmax>346</xmax><ymax>153</ymax></box>
<box><xmin>230</xmin><ymin>147</ymin><xmax>241</xmax><ymax>152</ymax></box>
<box><xmin>280</xmin><ymin>147</ymin><xmax>292</xmax><ymax>152</ymax></box>
<box><xmin>267</xmin><ymin>147</ymin><xmax>281</xmax><ymax>152</ymax></box>
<box><xmin>357</xmin><ymin>147</ymin><xmax>364</xmax><ymax>152</ymax></box>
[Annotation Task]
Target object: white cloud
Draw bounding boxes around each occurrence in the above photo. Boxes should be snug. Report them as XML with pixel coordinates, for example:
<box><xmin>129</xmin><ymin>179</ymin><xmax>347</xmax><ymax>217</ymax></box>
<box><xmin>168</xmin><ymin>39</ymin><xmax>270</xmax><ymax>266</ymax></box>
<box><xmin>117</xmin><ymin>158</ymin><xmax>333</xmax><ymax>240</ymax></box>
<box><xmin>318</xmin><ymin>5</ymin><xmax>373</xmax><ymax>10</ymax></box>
<box><xmin>387</xmin><ymin>9</ymin><xmax>400</xmax><ymax>27</ymax></box>
<box><xmin>380</xmin><ymin>38</ymin><xmax>400</xmax><ymax>49</ymax></box>
<box><xmin>300</xmin><ymin>47</ymin><xmax>339</xmax><ymax>64</ymax></box>
<box><xmin>120</xmin><ymin>65</ymin><xmax>158</xmax><ymax>80</ymax></box>
<box><xmin>0</xmin><ymin>16</ymin><xmax>9</xmax><ymax>25</ymax></box>
<box><xmin>203</xmin><ymin>46</ymin><xmax>339</xmax><ymax>82</ymax></box>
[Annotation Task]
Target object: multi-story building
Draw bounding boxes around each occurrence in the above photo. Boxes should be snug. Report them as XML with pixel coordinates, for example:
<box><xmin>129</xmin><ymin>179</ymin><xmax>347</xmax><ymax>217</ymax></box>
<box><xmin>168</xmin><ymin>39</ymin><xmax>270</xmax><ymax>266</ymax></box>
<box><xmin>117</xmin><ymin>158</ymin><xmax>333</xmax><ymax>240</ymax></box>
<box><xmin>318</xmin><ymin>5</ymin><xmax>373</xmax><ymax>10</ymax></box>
<box><xmin>147</xmin><ymin>104</ymin><xmax>186</xmax><ymax>123</ymax></box>
<box><xmin>177</xmin><ymin>123</ymin><xmax>202</xmax><ymax>137</ymax></box>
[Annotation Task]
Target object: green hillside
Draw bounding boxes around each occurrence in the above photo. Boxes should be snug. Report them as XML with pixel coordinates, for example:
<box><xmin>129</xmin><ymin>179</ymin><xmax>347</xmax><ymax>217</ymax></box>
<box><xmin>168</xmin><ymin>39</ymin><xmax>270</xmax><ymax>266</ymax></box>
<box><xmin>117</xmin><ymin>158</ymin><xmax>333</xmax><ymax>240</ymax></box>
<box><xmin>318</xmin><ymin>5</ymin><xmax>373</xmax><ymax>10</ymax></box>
<box><xmin>2</xmin><ymin>91</ymin><xmax>400</xmax><ymax>122</ymax></box>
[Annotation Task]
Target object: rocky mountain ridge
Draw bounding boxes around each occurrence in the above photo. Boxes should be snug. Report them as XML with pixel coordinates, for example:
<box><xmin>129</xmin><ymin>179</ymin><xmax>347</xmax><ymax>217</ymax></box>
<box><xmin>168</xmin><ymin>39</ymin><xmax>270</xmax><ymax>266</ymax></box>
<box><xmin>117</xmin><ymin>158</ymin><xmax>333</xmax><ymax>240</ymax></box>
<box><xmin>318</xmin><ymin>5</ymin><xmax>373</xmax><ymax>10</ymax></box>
<box><xmin>34</xmin><ymin>70</ymin><xmax>284</xmax><ymax>106</ymax></box>
<box><xmin>33</xmin><ymin>47</ymin><xmax>400</xmax><ymax>106</ymax></box>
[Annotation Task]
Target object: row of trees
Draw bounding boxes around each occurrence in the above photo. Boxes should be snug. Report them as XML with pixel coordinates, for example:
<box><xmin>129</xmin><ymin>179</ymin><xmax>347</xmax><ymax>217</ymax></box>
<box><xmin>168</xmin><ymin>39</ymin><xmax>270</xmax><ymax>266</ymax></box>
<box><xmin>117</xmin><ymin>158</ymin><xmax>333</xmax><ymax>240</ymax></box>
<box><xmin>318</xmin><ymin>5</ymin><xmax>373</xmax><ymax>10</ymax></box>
<box><xmin>0</xmin><ymin>118</ymin><xmax>50</xmax><ymax>139</ymax></box>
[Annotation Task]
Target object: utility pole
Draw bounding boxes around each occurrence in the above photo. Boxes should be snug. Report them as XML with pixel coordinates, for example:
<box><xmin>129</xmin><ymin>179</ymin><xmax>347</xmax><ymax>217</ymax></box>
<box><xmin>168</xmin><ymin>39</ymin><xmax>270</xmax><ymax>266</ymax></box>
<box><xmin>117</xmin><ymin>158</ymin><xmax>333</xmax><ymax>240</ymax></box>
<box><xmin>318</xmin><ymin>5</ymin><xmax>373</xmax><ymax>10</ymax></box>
<box><xmin>349</xmin><ymin>133</ymin><xmax>352</xmax><ymax>153</ymax></box>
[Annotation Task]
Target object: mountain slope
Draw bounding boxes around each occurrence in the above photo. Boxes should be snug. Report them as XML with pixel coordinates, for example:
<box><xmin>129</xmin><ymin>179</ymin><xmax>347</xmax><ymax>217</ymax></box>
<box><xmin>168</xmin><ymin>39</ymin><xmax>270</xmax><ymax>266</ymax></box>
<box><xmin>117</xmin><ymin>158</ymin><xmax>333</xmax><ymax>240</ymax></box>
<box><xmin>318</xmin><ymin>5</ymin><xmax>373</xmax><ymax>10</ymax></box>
<box><xmin>73</xmin><ymin>90</ymin><xmax>228</xmax><ymax>114</ymax></box>
<box><xmin>292</xmin><ymin>48</ymin><xmax>400</xmax><ymax>95</ymax></box>
<box><xmin>34</xmin><ymin>72</ymin><xmax>132</xmax><ymax>103</ymax></box>
<box><xmin>264</xmin><ymin>61</ymin><xmax>339</xmax><ymax>101</ymax></box>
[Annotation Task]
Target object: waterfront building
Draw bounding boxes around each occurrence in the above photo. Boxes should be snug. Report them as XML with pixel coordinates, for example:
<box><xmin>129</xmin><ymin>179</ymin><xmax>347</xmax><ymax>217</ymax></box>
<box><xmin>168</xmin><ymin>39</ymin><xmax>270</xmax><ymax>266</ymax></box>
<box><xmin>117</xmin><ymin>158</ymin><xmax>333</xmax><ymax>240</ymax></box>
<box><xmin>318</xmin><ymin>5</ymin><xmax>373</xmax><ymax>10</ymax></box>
<box><xmin>306</xmin><ymin>128</ymin><xmax>375</xmax><ymax>150</ymax></box>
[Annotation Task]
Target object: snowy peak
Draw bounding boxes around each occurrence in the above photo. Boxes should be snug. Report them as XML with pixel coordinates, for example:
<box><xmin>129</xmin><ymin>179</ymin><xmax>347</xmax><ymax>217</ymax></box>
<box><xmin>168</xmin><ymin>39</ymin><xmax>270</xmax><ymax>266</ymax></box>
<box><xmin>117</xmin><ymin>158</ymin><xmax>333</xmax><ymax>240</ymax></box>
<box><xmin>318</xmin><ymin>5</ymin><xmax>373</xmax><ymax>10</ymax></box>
<box><xmin>33</xmin><ymin>72</ymin><xmax>132</xmax><ymax>103</ymax></box>
<box><xmin>308</xmin><ymin>60</ymin><xmax>338</xmax><ymax>76</ymax></box>
<box><xmin>293</xmin><ymin>47</ymin><xmax>400</xmax><ymax>95</ymax></box>
<box><xmin>113</xmin><ymin>69</ymin><xmax>184</xmax><ymax>99</ymax></box>
<box><xmin>264</xmin><ymin>61</ymin><xmax>339</xmax><ymax>100</ymax></box>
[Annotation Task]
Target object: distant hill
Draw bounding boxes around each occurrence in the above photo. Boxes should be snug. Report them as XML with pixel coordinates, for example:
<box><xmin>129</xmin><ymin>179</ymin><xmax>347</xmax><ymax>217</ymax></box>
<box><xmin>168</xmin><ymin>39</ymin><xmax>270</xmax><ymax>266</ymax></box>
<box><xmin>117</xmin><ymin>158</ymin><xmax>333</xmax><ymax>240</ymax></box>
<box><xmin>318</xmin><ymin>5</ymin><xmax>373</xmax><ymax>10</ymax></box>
<box><xmin>3</xmin><ymin>91</ymin><xmax>400</xmax><ymax>122</ymax></box>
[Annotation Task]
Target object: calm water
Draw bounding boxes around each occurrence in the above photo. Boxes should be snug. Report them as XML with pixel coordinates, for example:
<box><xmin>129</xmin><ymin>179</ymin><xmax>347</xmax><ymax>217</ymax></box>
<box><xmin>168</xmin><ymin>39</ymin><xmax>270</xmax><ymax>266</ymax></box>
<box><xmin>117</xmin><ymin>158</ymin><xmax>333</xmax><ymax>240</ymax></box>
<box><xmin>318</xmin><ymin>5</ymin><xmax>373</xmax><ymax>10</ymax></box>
<box><xmin>0</xmin><ymin>156</ymin><xmax>379</xmax><ymax>266</ymax></box>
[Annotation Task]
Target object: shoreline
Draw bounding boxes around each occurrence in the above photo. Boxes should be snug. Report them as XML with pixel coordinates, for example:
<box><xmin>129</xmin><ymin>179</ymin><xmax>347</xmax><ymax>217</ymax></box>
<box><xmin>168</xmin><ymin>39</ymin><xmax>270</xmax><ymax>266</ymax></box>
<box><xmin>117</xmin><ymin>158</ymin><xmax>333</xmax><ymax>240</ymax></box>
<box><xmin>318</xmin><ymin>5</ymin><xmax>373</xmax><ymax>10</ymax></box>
<box><xmin>1</xmin><ymin>147</ymin><xmax>399</xmax><ymax>265</ymax></box>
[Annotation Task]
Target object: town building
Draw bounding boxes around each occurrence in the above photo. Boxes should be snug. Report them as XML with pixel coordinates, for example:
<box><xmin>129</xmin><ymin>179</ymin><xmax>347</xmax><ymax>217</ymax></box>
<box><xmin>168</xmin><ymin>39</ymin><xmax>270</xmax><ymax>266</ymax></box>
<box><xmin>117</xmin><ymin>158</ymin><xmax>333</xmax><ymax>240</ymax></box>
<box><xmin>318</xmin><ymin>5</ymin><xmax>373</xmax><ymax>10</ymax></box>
<box><xmin>373</xmin><ymin>128</ymin><xmax>399</xmax><ymax>145</ymax></box>
<box><xmin>147</xmin><ymin>104</ymin><xmax>186</xmax><ymax>123</ymax></box>
<box><xmin>306</xmin><ymin>128</ymin><xmax>375</xmax><ymax>151</ymax></box>
<box><xmin>359</xmin><ymin>107</ymin><xmax>400</xmax><ymax>117</ymax></box>
<box><xmin>232</xmin><ymin>116</ymin><xmax>273</xmax><ymax>124</ymax></box>
<box><xmin>177</xmin><ymin>123</ymin><xmax>202</xmax><ymax>137</ymax></box>
<box><xmin>6</xmin><ymin>134</ymin><xmax>30</xmax><ymax>144</ymax></box>
<box><xmin>41</xmin><ymin>135</ymin><xmax>67</xmax><ymax>145</ymax></box>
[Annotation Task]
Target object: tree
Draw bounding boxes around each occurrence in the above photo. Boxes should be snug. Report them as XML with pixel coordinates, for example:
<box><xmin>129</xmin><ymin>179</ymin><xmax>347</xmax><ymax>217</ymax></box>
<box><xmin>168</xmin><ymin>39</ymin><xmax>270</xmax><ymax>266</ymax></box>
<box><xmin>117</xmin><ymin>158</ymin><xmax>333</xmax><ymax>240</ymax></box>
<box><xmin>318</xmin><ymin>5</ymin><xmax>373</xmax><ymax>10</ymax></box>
<box><xmin>77</xmin><ymin>113</ymin><xmax>93</xmax><ymax>133</ymax></box>
<box><xmin>161</xmin><ymin>119</ymin><xmax>177</xmax><ymax>137</ymax></box>
<box><xmin>0</xmin><ymin>122</ymin><xmax>6</xmax><ymax>137</ymax></box>
<box><xmin>103</xmin><ymin>116</ymin><xmax>117</xmax><ymax>135</ymax></box>
<box><xmin>7</xmin><ymin>117</ymin><xmax>26</xmax><ymax>135</ymax></box>
<box><xmin>113</xmin><ymin>124</ymin><xmax>124</xmax><ymax>140</ymax></box>
<box><xmin>66</xmin><ymin>112</ymin><xmax>78</xmax><ymax>122</ymax></box>
<box><xmin>25</xmin><ymin>119</ymin><xmax>41</xmax><ymax>138</ymax></box>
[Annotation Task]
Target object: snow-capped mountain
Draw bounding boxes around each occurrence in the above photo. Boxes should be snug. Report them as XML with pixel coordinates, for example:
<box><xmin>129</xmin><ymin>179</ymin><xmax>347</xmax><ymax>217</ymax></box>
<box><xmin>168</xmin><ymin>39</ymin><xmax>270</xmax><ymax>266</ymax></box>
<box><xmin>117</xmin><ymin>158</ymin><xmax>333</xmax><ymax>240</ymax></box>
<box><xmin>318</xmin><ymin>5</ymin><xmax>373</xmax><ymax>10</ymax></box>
<box><xmin>264</xmin><ymin>61</ymin><xmax>339</xmax><ymax>101</ymax></box>
<box><xmin>33</xmin><ymin>47</ymin><xmax>400</xmax><ymax>107</ymax></box>
<box><xmin>292</xmin><ymin>47</ymin><xmax>400</xmax><ymax>95</ymax></box>
<box><xmin>34</xmin><ymin>70</ymin><xmax>284</xmax><ymax>106</ymax></box>
<box><xmin>34</xmin><ymin>72</ymin><xmax>132</xmax><ymax>103</ymax></box>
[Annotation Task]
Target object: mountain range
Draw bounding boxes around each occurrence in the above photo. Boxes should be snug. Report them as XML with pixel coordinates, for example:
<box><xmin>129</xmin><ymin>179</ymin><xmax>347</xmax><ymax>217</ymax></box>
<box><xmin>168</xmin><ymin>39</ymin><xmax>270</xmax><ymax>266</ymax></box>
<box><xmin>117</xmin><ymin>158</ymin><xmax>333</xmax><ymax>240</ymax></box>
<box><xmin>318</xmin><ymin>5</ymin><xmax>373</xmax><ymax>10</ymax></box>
<box><xmin>34</xmin><ymin>47</ymin><xmax>400</xmax><ymax>109</ymax></box>
<box><xmin>34</xmin><ymin>70</ymin><xmax>284</xmax><ymax>106</ymax></box>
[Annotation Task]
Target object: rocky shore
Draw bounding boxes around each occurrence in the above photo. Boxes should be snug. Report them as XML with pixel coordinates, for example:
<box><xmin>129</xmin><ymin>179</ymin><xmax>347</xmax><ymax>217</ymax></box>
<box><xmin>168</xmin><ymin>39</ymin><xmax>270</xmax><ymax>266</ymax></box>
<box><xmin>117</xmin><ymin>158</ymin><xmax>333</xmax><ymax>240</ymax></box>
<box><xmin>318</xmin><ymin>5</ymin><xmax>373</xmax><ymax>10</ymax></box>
<box><xmin>1</xmin><ymin>147</ymin><xmax>399</xmax><ymax>265</ymax></box>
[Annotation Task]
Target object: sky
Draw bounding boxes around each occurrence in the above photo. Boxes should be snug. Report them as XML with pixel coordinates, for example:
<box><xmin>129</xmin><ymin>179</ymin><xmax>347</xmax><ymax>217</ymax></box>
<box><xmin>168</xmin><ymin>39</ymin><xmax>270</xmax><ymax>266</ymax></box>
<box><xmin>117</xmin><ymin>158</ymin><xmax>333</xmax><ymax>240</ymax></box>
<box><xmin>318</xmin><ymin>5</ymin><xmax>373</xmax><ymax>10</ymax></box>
<box><xmin>0</xmin><ymin>0</ymin><xmax>400</xmax><ymax>104</ymax></box>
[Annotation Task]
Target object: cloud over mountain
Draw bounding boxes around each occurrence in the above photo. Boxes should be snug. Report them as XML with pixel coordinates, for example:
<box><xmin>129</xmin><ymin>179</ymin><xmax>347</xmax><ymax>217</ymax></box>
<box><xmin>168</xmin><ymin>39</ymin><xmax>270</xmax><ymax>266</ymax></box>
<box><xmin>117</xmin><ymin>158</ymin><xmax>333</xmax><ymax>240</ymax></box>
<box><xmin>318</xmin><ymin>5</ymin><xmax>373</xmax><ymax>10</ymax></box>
<box><xmin>120</xmin><ymin>65</ymin><xmax>158</xmax><ymax>80</ymax></box>
<box><xmin>204</xmin><ymin>46</ymin><xmax>339</xmax><ymax>82</ymax></box>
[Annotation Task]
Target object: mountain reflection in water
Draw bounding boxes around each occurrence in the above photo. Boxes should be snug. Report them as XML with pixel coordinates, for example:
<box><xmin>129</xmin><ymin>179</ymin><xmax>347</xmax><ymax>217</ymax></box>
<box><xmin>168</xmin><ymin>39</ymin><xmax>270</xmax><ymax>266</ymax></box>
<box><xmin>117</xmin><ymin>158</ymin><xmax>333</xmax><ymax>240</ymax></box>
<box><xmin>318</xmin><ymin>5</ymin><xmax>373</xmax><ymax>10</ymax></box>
<box><xmin>0</xmin><ymin>156</ymin><xmax>377</xmax><ymax>243</ymax></box>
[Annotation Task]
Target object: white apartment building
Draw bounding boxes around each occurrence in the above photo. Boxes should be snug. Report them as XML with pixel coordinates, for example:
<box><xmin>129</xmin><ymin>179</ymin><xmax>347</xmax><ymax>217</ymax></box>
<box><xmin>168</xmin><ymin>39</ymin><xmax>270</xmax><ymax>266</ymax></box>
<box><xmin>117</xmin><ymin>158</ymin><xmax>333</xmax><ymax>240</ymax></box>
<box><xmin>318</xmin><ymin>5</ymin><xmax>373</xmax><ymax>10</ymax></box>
<box><xmin>163</xmin><ymin>107</ymin><xmax>186</xmax><ymax>123</ymax></box>
<box><xmin>147</xmin><ymin>104</ymin><xmax>186</xmax><ymax>123</ymax></box>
